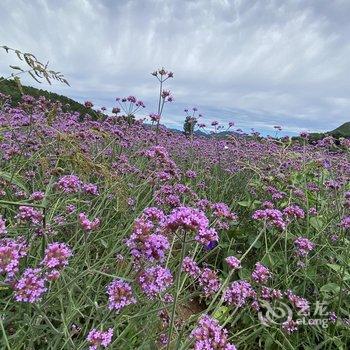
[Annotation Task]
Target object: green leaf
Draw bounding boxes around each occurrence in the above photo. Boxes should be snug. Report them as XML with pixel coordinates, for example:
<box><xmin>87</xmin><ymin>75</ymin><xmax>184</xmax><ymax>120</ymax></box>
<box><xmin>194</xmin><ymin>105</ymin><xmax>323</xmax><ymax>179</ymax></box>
<box><xmin>320</xmin><ymin>283</ymin><xmax>340</xmax><ymax>294</ymax></box>
<box><xmin>9</xmin><ymin>65</ymin><xmax>24</xmax><ymax>71</ymax></box>
<box><xmin>237</xmin><ymin>200</ymin><xmax>251</xmax><ymax>207</ymax></box>
<box><xmin>213</xmin><ymin>306</ymin><xmax>228</xmax><ymax>321</ymax></box>
<box><xmin>310</xmin><ymin>216</ymin><xmax>324</xmax><ymax>230</ymax></box>
<box><xmin>248</xmin><ymin>235</ymin><xmax>262</xmax><ymax>248</ymax></box>
<box><xmin>0</xmin><ymin>171</ymin><xmax>28</xmax><ymax>193</ymax></box>
<box><xmin>327</xmin><ymin>264</ymin><xmax>350</xmax><ymax>280</ymax></box>
<box><xmin>28</xmin><ymin>70</ymin><xmax>42</xmax><ymax>84</ymax></box>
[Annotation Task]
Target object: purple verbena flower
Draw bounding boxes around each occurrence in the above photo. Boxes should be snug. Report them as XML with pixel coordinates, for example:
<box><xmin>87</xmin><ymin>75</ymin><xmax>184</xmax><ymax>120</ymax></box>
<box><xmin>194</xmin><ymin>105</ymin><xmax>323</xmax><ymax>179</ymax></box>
<box><xmin>57</xmin><ymin>175</ymin><xmax>81</xmax><ymax>193</ymax></box>
<box><xmin>191</xmin><ymin>315</ymin><xmax>237</xmax><ymax>350</ymax></box>
<box><xmin>182</xmin><ymin>256</ymin><xmax>200</xmax><ymax>278</ymax></box>
<box><xmin>225</xmin><ymin>256</ymin><xmax>241</xmax><ymax>270</ymax></box>
<box><xmin>198</xmin><ymin>268</ymin><xmax>221</xmax><ymax>297</ymax></box>
<box><xmin>14</xmin><ymin>268</ymin><xmax>47</xmax><ymax>303</ymax></box>
<box><xmin>0</xmin><ymin>215</ymin><xmax>6</xmax><ymax>235</ymax></box>
<box><xmin>87</xmin><ymin>328</ymin><xmax>113</xmax><ymax>350</ymax></box>
<box><xmin>224</xmin><ymin>280</ymin><xmax>256</xmax><ymax>308</ymax></box>
<box><xmin>16</xmin><ymin>206</ymin><xmax>43</xmax><ymax>225</ymax></box>
<box><xmin>106</xmin><ymin>279</ymin><xmax>136</xmax><ymax>312</ymax></box>
<box><xmin>78</xmin><ymin>213</ymin><xmax>100</xmax><ymax>231</ymax></box>
<box><xmin>294</xmin><ymin>237</ymin><xmax>315</xmax><ymax>257</ymax></box>
<box><xmin>251</xmin><ymin>262</ymin><xmax>271</xmax><ymax>284</ymax></box>
<box><xmin>41</xmin><ymin>242</ymin><xmax>72</xmax><ymax>269</ymax></box>
<box><xmin>0</xmin><ymin>238</ymin><xmax>27</xmax><ymax>278</ymax></box>
<box><xmin>138</xmin><ymin>266</ymin><xmax>173</xmax><ymax>298</ymax></box>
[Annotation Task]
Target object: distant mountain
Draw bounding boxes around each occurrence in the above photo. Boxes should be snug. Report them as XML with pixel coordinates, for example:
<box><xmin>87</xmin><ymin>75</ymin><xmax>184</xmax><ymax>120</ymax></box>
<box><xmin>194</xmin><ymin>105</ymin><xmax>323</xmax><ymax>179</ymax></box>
<box><xmin>330</xmin><ymin>122</ymin><xmax>350</xmax><ymax>137</ymax></box>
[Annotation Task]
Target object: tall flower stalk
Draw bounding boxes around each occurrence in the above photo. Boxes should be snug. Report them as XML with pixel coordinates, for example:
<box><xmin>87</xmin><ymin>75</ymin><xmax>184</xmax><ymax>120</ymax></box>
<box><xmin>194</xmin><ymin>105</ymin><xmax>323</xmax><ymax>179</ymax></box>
<box><xmin>151</xmin><ymin>68</ymin><xmax>173</xmax><ymax>143</ymax></box>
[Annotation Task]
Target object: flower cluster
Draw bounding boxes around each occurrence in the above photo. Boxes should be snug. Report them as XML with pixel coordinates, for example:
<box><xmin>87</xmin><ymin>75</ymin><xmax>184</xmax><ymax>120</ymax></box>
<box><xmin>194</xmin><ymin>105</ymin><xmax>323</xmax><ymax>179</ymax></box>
<box><xmin>106</xmin><ymin>279</ymin><xmax>136</xmax><ymax>312</ymax></box>
<box><xmin>286</xmin><ymin>290</ymin><xmax>310</xmax><ymax>315</ymax></box>
<box><xmin>87</xmin><ymin>328</ymin><xmax>114</xmax><ymax>350</ymax></box>
<box><xmin>283</xmin><ymin>205</ymin><xmax>305</xmax><ymax>220</ymax></box>
<box><xmin>78</xmin><ymin>213</ymin><xmax>100</xmax><ymax>231</ymax></box>
<box><xmin>191</xmin><ymin>315</ymin><xmax>237</xmax><ymax>350</ymax></box>
<box><xmin>30</xmin><ymin>191</ymin><xmax>45</xmax><ymax>201</ymax></box>
<box><xmin>198</xmin><ymin>267</ymin><xmax>221</xmax><ymax>297</ymax></box>
<box><xmin>340</xmin><ymin>216</ymin><xmax>350</xmax><ymax>229</ymax></box>
<box><xmin>225</xmin><ymin>256</ymin><xmax>241</xmax><ymax>270</ymax></box>
<box><xmin>82</xmin><ymin>183</ymin><xmax>99</xmax><ymax>196</ymax></box>
<box><xmin>0</xmin><ymin>238</ymin><xmax>27</xmax><ymax>278</ymax></box>
<box><xmin>14</xmin><ymin>268</ymin><xmax>47</xmax><ymax>303</ymax></box>
<box><xmin>57</xmin><ymin>175</ymin><xmax>81</xmax><ymax>193</ymax></box>
<box><xmin>126</xmin><ymin>216</ymin><xmax>169</xmax><ymax>263</ymax></box>
<box><xmin>182</xmin><ymin>256</ymin><xmax>200</xmax><ymax>278</ymax></box>
<box><xmin>211</xmin><ymin>202</ymin><xmax>238</xmax><ymax>230</ymax></box>
<box><xmin>294</xmin><ymin>237</ymin><xmax>315</xmax><ymax>257</ymax></box>
<box><xmin>251</xmin><ymin>262</ymin><xmax>271</xmax><ymax>284</ymax></box>
<box><xmin>224</xmin><ymin>280</ymin><xmax>256</xmax><ymax>308</ymax></box>
<box><xmin>137</xmin><ymin>266</ymin><xmax>173</xmax><ymax>298</ymax></box>
<box><xmin>16</xmin><ymin>206</ymin><xmax>43</xmax><ymax>225</ymax></box>
<box><xmin>162</xmin><ymin>206</ymin><xmax>218</xmax><ymax>246</ymax></box>
<box><xmin>41</xmin><ymin>242</ymin><xmax>72</xmax><ymax>279</ymax></box>
<box><xmin>252</xmin><ymin>208</ymin><xmax>286</xmax><ymax>230</ymax></box>
<box><xmin>0</xmin><ymin>215</ymin><xmax>6</xmax><ymax>235</ymax></box>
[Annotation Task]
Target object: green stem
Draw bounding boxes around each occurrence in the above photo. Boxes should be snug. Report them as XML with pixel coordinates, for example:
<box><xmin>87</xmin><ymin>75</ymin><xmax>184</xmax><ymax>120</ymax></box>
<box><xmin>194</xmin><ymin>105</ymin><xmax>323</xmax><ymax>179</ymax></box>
<box><xmin>167</xmin><ymin>231</ymin><xmax>187</xmax><ymax>350</ymax></box>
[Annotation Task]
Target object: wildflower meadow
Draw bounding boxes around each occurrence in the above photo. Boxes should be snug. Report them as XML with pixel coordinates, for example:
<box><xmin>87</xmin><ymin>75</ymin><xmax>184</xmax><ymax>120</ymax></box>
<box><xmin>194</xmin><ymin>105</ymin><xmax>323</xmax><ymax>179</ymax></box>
<box><xmin>0</xmin><ymin>68</ymin><xmax>349</xmax><ymax>349</ymax></box>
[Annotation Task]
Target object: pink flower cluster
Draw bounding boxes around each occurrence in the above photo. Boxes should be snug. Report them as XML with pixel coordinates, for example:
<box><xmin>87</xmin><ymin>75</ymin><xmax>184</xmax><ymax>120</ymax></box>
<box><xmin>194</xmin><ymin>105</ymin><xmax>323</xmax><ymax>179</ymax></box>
<box><xmin>251</xmin><ymin>262</ymin><xmax>271</xmax><ymax>284</ymax></box>
<box><xmin>14</xmin><ymin>268</ymin><xmax>47</xmax><ymax>303</ymax></box>
<box><xmin>182</xmin><ymin>257</ymin><xmax>221</xmax><ymax>297</ymax></box>
<box><xmin>82</xmin><ymin>183</ymin><xmax>99</xmax><ymax>196</ymax></box>
<box><xmin>283</xmin><ymin>205</ymin><xmax>305</xmax><ymax>219</ymax></box>
<box><xmin>41</xmin><ymin>242</ymin><xmax>72</xmax><ymax>279</ymax></box>
<box><xmin>29</xmin><ymin>191</ymin><xmax>45</xmax><ymax>201</ymax></box>
<box><xmin>261</xmin><ymin>287</ymin><xmax>283</xmax><ymax>300</ymax></box>
<box><xmin>225</xmin><ymin>256</ymin><xmax>241</xmax><ymax>270</ymax></box>
<box><xmin>191</xmin><ymin>315</ymin><xmax>237</xmax><ymax>350</ymax></box>
<box><xmin>340</xmin><ymin>216</ymin><xmax>350</xmax><ymax>229</ymax></box>
<box><xmin>57</xmin><ymin>175</ymin><xmax>81</xmax><ymax>193</ymax></box>
<box><xmin>87</xmin><ymin>328</ymin><xmax>113</xmax><ymax>350</ymax></box>
<box><xmin>57</xmin><ymin>175</ymin><xmax>99</xmax><ymax>196</ymax></box>
<box><xmin>126</xmin><ymin>215</ymin><xmax>169</xmax><ymax>263</ymax></box>
<box><xmin>106</xmin><ymin>279</ymin><xmax>136</xmax><ymax>312</ymax></box>
<box><xmin>252</xmin><ymin>208</ymin><xmax>286</xmax><ymax>230</ymax></box>
<box><xmin>162</xmin><ymin>206</ymin><xmax>218</xmax><ymax>246</ymax></box>
<box><xmin>79</xmin><ymin>213</ymin><xmax>100</xmax><ymax>231</ymax></box>
<box><xmin>137</xmin><ymin>266</ymin><xmax>173</xmax><ymax>298</ymax></box>
<box><xmin>0</xmin><ymin>238</ymin><xmax>27</xmax><ymax>278</ymax></box>
<box><xmin>224</xmin><ymin>280</ymin><xmax>256</xmax><ymax>308</ymax></box>
<box><xmin>182</xmin><ymin>256</ymin><xmax>200</xmax><ymax>278</ymax></box>
<box><xmin>16</xmin><ymin>206</ymin><xmax>43</xmax><ymax>225</ymax></box>
<box><xmin>294</xmin><ymin>237</ymin><xmax>315</xmax><ymax>257</ymax></box>
<box><xmin>211</xmin><ymin>202</ymin><xmax>238</xmax><ymax>230</ymax></box>
<box><xmin>199</xmin><ymin>268</ymin><xmax>221</xmax><ymax>297</ymax></box>
<box><xmin>286</xmin><ymin>290</ymin><xmax>310</xmax><ymax>315</ymax></box>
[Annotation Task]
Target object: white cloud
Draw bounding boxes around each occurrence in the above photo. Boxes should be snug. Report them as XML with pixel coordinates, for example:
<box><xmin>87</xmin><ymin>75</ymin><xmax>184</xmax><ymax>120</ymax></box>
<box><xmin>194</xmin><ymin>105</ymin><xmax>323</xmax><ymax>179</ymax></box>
<box><xmin>0</xmin><ymin>0</ymin><xmax>349</xmax><ymax>134</ymax></box>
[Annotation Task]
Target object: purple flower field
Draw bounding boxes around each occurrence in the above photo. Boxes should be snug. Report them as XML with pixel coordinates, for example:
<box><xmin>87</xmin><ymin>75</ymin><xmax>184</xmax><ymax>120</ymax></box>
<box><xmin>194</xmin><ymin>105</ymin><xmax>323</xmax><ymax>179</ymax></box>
<box><xmin>0</xmin><ymin>69</ymin><xmax>349</xmax><ymax>349</ymax></box>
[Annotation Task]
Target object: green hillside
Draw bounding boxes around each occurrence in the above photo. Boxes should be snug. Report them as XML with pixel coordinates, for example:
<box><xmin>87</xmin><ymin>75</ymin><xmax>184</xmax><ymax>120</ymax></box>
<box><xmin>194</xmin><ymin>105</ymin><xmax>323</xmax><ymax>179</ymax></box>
<box><xmin>0</xmin><ymin>78</ymin><xmax>94</xmax><ymax>117</ymax></box>
<box><xmin>330</xmin><ymin>122</ymin><xmax>350</xmax><ymax>137</ymax></box>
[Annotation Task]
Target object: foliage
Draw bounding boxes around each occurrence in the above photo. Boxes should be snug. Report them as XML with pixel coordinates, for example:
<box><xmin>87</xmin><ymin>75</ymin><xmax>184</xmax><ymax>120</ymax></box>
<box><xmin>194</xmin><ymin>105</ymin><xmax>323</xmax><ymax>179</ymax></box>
<box><xmin>0</xmin><ymin>78</ymin><xmax>96</xmax><ymax>118</ymax></box>
<box><xmin>1</xmin><ymin>45</ymin><xmax>69</xmax><ymax>87</ymax></box>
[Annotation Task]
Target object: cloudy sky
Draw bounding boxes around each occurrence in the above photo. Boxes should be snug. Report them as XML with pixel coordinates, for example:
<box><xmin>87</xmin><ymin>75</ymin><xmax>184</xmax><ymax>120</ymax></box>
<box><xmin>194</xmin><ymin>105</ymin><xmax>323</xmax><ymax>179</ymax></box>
<box><xmin>1</xmin><ymin>0</ymin><xmax>349</xmax><ymax>135</ymax></box>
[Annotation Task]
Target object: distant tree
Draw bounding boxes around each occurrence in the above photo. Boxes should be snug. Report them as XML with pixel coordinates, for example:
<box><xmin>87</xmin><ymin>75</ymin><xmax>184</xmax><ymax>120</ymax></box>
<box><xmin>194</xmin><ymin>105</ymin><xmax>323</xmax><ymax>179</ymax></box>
<box><xmin>183</xmin><ymin>116</ymin><xmax>197</xmax><ymax>137</ymax></box>
<box><xmin>183</xmin><ymin>107</ymin><xmax>201</xmax><ymax>139</ymax></box>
